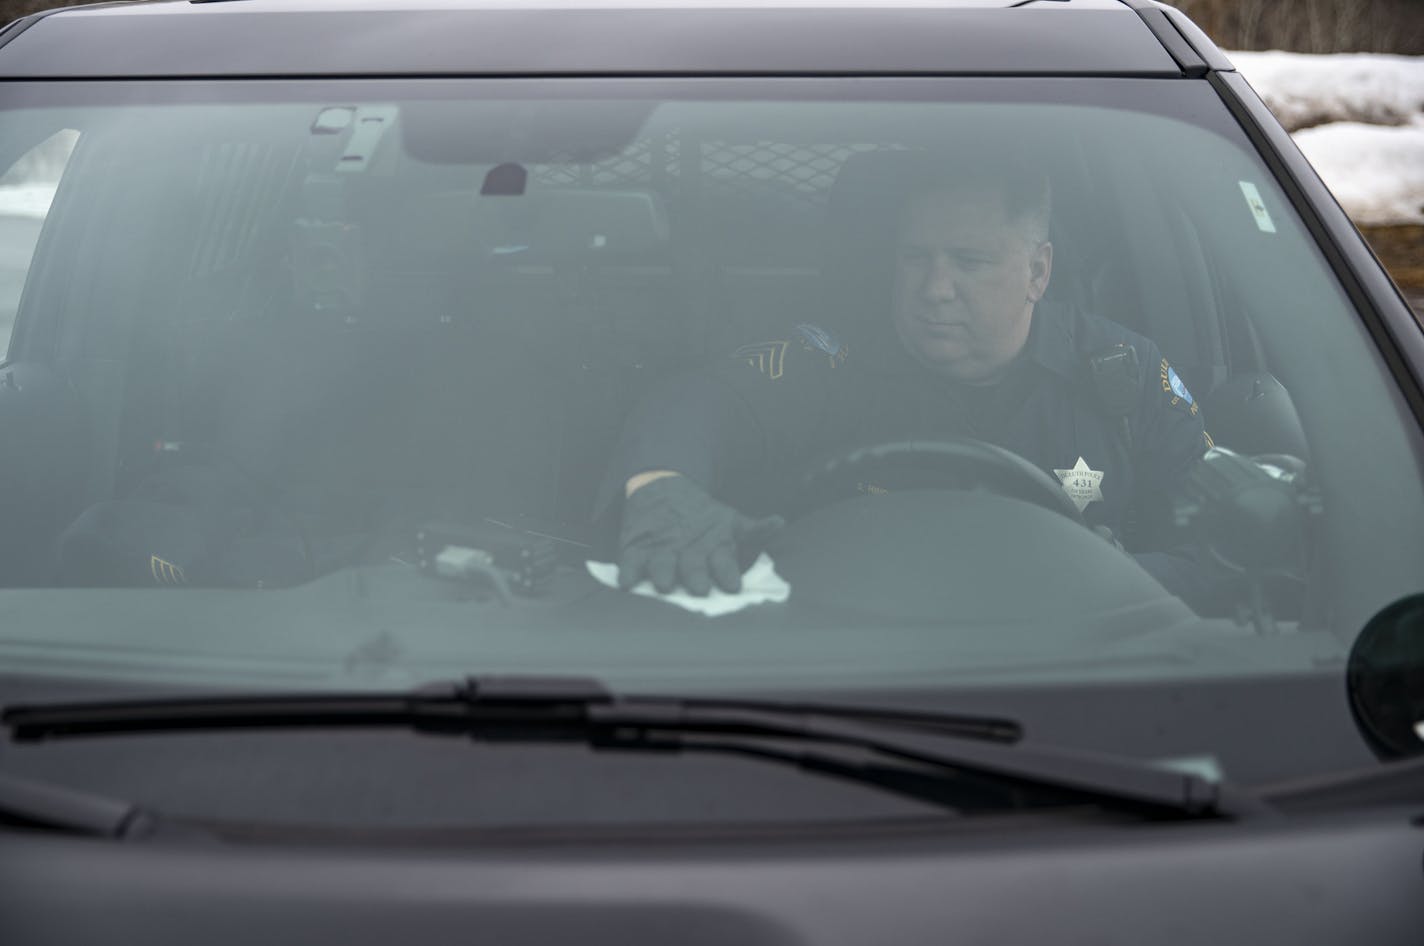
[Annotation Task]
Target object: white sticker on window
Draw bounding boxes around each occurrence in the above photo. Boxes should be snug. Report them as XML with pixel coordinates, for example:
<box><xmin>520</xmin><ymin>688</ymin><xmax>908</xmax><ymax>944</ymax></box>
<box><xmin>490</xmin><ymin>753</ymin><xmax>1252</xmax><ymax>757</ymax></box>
<box><xmin>1239</xmin><ymin>181</ymin><xmax>1276</xmax><ymax>234</ymax></box>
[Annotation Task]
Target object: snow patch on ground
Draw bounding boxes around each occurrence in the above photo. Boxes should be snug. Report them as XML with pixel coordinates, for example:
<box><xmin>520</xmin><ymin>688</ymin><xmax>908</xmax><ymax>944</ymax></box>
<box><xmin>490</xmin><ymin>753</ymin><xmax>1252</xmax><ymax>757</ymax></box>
<box><xmin>1230</xmin><ymin>50</ymin><xmax>1424</xmax><ymax>227</ymax></box>
<box><xmin>1294</xmin><ymin>120</ymin><xmax>1424</xmax><ymax>225</ymax></box>
<box><xmin>1230</xmin><ymin>50</ymin><xmax>1424</xmax><ymax>132</ymax></box>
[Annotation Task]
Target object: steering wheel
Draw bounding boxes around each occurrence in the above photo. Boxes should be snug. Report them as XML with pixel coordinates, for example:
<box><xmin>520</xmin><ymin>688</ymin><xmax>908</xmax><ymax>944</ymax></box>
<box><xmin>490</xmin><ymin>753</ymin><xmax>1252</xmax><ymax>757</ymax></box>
<box><xmin>794</xmin><ymin>438</ymin><xmax>1086</xmax><ymax>524</ymax></box>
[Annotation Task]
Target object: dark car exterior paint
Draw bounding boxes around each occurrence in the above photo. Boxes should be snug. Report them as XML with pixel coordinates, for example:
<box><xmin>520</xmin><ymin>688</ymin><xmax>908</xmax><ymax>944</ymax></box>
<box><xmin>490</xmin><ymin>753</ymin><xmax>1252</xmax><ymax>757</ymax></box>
<box><xmin>1</xmin><ymin>2</ymin><xmax>1421</xmax><ymax>944</ymax></box>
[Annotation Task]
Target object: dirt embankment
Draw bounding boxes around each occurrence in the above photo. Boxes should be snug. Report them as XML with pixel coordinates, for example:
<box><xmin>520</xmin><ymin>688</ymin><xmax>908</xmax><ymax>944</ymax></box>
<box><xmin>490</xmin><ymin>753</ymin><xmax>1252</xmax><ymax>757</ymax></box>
<box><xmin>1359</xmin><ymin>225</ymin><xmax>1424</xmax><ymax>313</ymax></box>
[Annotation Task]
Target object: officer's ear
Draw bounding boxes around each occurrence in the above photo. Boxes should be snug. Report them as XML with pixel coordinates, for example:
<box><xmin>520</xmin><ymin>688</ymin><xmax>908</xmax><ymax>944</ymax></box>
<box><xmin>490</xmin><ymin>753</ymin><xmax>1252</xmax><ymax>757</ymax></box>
<box><xmin>1027</xmin><ymin>240</ymin><xmax>1052</xmax><ymax>303</ymax></box>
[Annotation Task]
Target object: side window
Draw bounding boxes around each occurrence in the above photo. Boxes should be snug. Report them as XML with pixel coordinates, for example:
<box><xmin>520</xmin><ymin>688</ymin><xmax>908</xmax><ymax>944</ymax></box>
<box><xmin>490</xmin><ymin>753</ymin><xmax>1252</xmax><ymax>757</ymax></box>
<box><xmin>0</xmin><ymin>129</ymin><xmax>79</xmax><ymax>361</ymax></box>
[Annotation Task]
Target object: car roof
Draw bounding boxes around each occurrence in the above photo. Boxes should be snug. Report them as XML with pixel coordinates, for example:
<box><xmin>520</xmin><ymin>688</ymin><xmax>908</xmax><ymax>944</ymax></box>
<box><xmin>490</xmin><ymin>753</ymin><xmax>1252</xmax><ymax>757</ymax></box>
<box><xmin>0</xmin><ymin>0</ymin><xmax>1231</xmax><ymax>79</ymax></box>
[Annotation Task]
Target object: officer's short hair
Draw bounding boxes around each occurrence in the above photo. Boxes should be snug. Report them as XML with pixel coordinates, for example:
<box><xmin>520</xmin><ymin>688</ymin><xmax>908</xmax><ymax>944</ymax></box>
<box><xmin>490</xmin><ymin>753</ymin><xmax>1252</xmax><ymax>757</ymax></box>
<box><xmin>897</xmin><ymin>148</ymin><xmax>1052</xmax><ymax>247</ymax></box>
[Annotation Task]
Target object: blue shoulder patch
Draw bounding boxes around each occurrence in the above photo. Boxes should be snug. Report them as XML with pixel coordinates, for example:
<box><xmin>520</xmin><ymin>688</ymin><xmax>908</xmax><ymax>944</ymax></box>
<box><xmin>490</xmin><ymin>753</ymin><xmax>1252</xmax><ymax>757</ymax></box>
<box><xmin>795</xmin><ymin>322</ymin><xmax>842</xmax><ymax>357</ymax></box>
<box><xmin>1167</xmin><ymin>366</ymin><xmax>1192</xmax><ymax>404</ymax></box>
<box><xmin>1159</xmin><ymin>358</ymin><xmax>1199</xmax><ymax>415</ymax></box>
<box><xmin>794</xmin><ymin>322</ymin><xmax>848</xmax><ymax>368</ymax></box>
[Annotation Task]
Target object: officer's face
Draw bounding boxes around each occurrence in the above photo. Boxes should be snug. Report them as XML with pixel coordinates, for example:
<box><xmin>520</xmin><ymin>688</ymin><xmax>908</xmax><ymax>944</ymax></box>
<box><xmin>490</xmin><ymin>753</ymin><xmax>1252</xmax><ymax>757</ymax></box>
<box><xmin>891</xmin><ymin>185</ymin><xmax>1052</xmax><ymax>383</ymax></box>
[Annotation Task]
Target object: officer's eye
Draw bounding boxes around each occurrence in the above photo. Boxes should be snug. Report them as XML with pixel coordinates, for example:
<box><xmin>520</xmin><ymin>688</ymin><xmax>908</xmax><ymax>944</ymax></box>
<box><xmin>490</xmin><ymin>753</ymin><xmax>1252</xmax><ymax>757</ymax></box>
<box><xmin>896</xmin><ymin>248</ymin><xmax>931</xmax><ymax>267</ymax></box>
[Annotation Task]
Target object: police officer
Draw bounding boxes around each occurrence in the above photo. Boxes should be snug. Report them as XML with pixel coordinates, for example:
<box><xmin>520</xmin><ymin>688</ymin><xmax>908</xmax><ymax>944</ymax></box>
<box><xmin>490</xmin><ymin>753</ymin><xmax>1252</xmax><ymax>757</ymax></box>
<box><xmin>602</xmin><ymin>151</ymin><xmax>1214</xmax><ymax>605</ymax></box>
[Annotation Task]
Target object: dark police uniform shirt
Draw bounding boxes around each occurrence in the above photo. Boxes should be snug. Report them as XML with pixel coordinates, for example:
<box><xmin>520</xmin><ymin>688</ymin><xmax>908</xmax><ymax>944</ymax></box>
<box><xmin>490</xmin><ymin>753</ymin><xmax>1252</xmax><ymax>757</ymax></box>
<box><xmin>603</xmin><ymin>300</ymin><xmax>1215</xmax><ymax>600</ymax></box>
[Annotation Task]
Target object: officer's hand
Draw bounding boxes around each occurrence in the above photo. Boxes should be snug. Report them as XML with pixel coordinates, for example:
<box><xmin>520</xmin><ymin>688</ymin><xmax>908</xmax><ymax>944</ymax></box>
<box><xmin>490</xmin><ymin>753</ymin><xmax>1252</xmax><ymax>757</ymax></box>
<box><xmin>618</xmin><ymin>475</ymin><xmax>783</xmax><ymax>596</ymax></box>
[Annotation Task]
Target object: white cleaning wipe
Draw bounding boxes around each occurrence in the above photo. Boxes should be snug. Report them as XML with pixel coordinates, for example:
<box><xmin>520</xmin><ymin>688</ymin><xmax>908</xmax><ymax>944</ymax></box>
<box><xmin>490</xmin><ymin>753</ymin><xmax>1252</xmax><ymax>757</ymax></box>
<box><xmin>585</xmin><ymin>552</ymin><xmax>790</xmax><ymax>616</ymax></box>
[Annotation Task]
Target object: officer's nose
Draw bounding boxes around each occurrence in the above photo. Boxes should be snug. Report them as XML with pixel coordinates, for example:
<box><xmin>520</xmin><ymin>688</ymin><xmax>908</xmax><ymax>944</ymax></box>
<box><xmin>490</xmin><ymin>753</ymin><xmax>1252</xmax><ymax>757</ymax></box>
<box><xmin>920</xmin><ymin>254</ymin><xmax>958</xmax><ymax>303</ymax></box>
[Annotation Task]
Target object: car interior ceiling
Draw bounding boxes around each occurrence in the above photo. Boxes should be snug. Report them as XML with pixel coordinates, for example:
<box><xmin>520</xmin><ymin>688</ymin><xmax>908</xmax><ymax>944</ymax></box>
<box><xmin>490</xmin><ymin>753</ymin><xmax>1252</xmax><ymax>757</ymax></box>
<box><xmin>23</xmin><ymin>114</ymin><xmax>1309</xmax><ymax>581</ymax></box>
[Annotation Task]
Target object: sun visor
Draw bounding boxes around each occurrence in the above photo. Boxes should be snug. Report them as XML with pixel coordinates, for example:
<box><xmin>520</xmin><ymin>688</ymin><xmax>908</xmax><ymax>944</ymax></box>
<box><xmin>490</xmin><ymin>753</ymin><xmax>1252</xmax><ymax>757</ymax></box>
<box><xmin>400</xmin><ymin>99</ymin><xmax>654</xmax><ymax>167</ymax></box>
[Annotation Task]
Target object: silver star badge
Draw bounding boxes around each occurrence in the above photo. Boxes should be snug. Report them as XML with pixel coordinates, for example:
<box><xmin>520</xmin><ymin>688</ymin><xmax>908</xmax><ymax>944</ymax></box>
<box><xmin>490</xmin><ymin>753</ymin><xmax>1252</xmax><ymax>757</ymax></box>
<box><xmin>1054</xmin><ymin>457</ymin><xmax>1104</xmax><ymax>512</ymax></box>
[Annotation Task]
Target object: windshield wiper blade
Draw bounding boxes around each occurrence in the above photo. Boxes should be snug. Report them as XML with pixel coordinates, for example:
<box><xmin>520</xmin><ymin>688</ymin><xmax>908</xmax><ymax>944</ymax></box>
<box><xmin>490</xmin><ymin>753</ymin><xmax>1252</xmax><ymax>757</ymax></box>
<box><xmin>590</xmin><ymin>702</ymin><xmax>1266</xmax><ymax>819</ymax></box>
<box><xmin>3</xmin><ymin>676</ymin><xmax>1018</xmax><ymax>743</ymax></box>
<box><xmin>3</xmin><ymin>676</ymin><xmax>1266</xmax><ymax>820</ymax></box>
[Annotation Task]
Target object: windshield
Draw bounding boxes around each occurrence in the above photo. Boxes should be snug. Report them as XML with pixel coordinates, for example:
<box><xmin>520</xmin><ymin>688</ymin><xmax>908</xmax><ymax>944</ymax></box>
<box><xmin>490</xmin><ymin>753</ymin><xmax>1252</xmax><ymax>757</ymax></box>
<box><xmin>2</xmin><ymin>77</ymin><xmax>1423</xmax><ymax>797</ymax></box>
